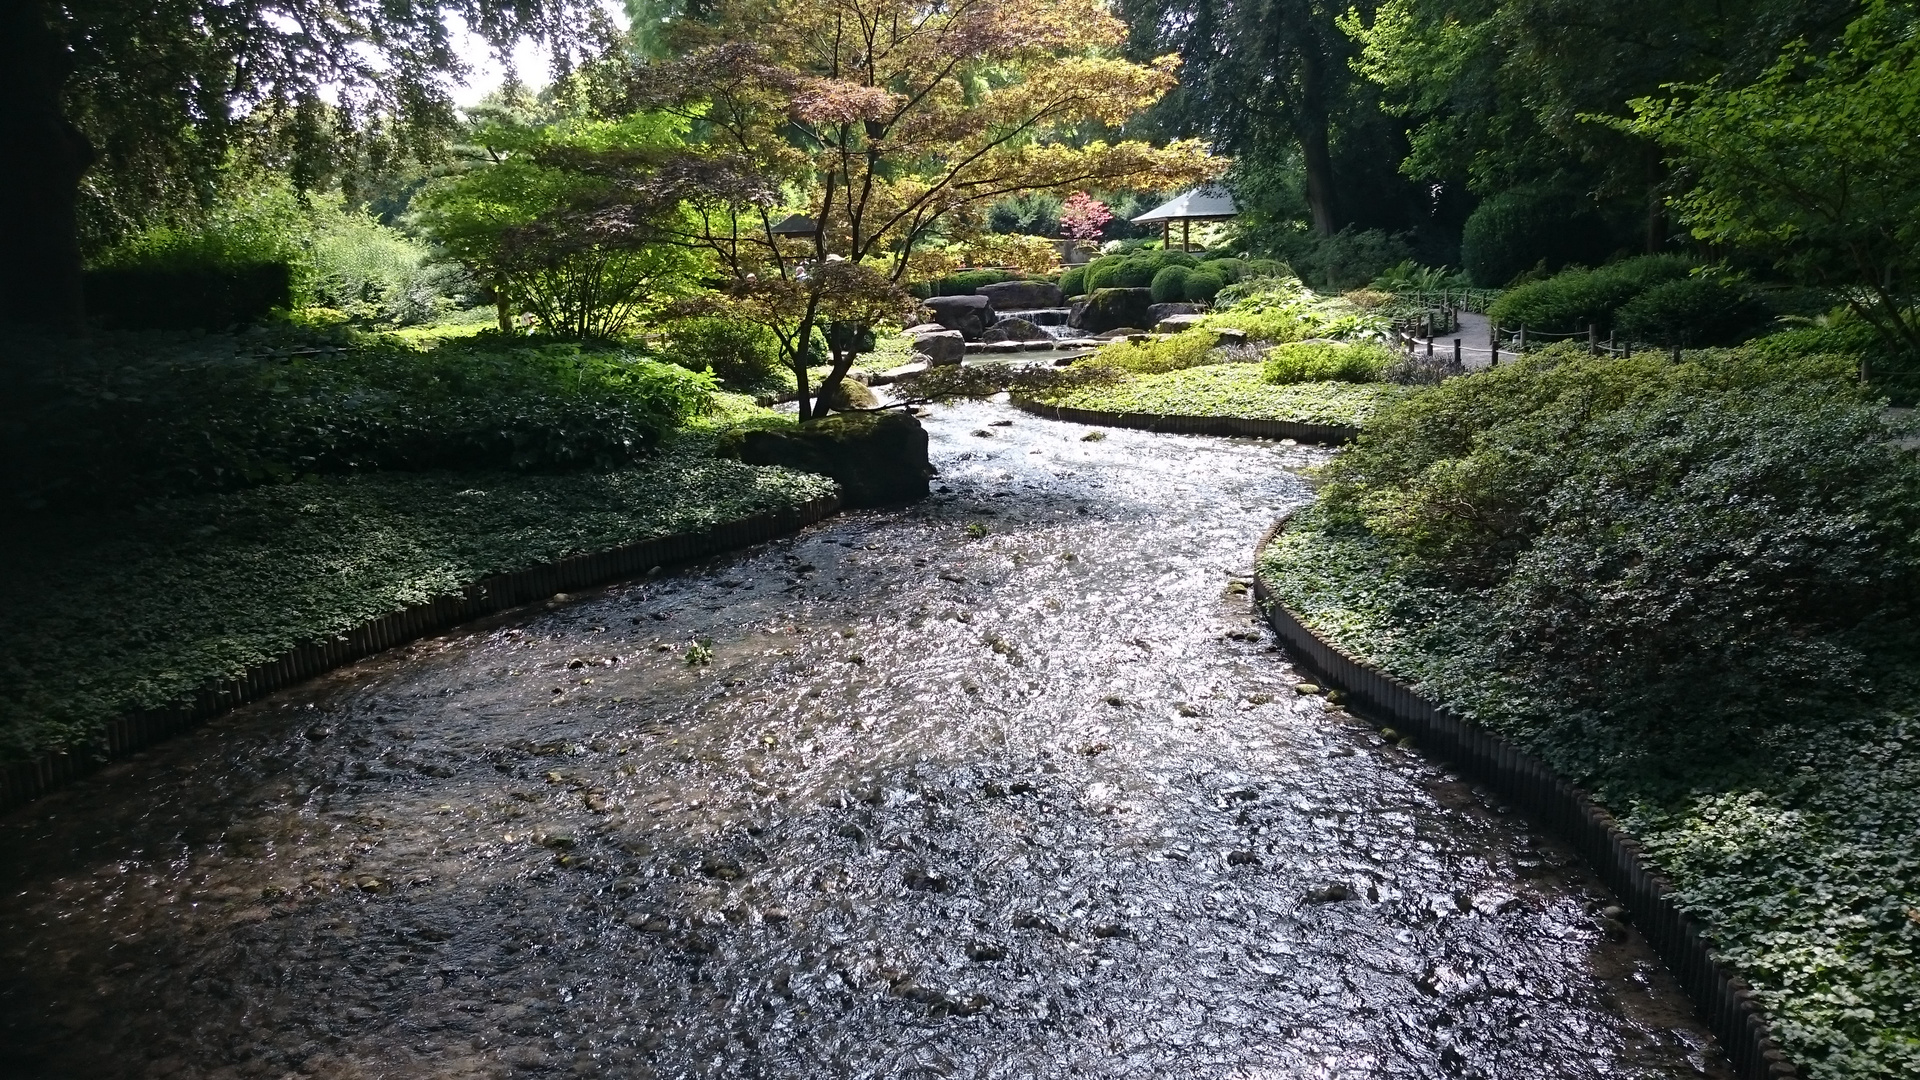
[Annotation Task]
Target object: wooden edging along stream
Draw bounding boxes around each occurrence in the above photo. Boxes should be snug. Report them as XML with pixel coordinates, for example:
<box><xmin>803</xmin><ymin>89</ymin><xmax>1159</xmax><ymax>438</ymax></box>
<box><xmin>1251</xmin><ymin>517</ymin><xmax>1798</xmax><ymax>1080</ymax></box>
<box><xmin>0</xmin><ymin>493</ymin><xmax>843</xmax><ymax>815</ymax></box>
<box><xmin>1009</xmin><ymin>396</ymin><xmax>1361</xmax><ymax>444</ymax></box>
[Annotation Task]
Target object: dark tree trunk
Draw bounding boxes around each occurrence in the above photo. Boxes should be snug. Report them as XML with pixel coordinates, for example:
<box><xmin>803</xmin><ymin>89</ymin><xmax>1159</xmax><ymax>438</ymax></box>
<box><xmin>0</xmin><ymin>0</ymin><xmax>93</xmax><ymax>335</ymax></box>
<box><xmin>1644</xmin><ymin>146</ymin><xmax>1666</xmax><ymax>254</ymax></box>
<box><xmin>1297</xmin><ymin>115</ymin><xmax>1339</xmax><ymax>237</ymax></box>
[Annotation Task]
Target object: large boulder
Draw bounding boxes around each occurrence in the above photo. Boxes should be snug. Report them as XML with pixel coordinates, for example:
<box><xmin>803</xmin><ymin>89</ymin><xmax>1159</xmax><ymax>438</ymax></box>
<box><xmin>923</xmin><ymin>294</ymin><xmax>995</xmax><ymax>339</ymax></box>
<box><xmin>735</xmin><ymin>410</ymin><xmax>933</xmax><ymax>507</ymax></box>
<box><xmin>979</xmin><ymin>316</ymin><xmax>1049</xmax><ymax>343</ymax></box>
<box><xmin>1147</xmin><ymin>302</ymin><xmax>1204</xmax><ymax>326</ymax></box>
<box><xmin>977</xmin><ymin>280</ymin><xmax>1065</xmax><ymax>310</ymax></box>
<box><xmin>906</xmin><ymin>327</ymin><xmax>966</xmax><ymax>366</ymax></box>
<box><xmin>1069</xmin><ymin>288</ymin><xmax>1155</xmax><ymax>335</ymax></box>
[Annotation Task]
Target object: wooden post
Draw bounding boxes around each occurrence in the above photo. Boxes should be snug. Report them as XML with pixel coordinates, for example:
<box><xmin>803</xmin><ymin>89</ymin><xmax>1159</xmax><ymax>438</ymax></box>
<box><xmin>1624</xmin><ymin>341</ymin><xmax>1633</xmax><ymax>358</ymax></box>
<box><xmin>1181</xmin><ymin>218</ymin><xmax>1190</xmax><ymax>252</ymax></box>
<box><xmin>1490</xmin><ymin>323</ymin><xmax>1499</xmax><ymax>366</ymax></box>
<box><xmin>1588</xmin><ymin>323</ymin><xmax>1598</xmax><ymax>355</ymax></box>
<box><xmin>1518</xmin><ymin>324</ymin><xmax>1527</xmax><ymax>353</ymax></box>
<box><xmin>1672</xmin><ymin>343</ymin><xmax>1681</xmax><ymax>363</ymax></box>
<box><xmin>1426</xmin><ymin>336</ymin><xmax>1433</xmax><ymax>358</ymax></box>
<box><xmin>1162</xmin><ymin>220</ymin><xmax>1170</xmax><ymax>249</ymax></box>
<box><xmin>1453</xmin><ymin>338</ymin><xmax>1462</xmax><ymax>370</ymax></box>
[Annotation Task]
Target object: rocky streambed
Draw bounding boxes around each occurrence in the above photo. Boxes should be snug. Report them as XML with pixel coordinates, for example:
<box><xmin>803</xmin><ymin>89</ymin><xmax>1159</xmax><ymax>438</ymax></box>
<box><xmin>0</xmin><ymin>401</ymin><xmax>1728</xmax><ymax>1079</ymax></box>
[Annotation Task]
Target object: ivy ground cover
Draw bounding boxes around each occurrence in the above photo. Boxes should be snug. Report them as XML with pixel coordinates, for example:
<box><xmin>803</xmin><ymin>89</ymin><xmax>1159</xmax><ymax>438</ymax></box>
<box><xmin>0</xmin><ymin>445</ymin><xmax>834</xmax><ymax>763</ymax></box>
<box><xmin>1026</xmin><ymin>362</ymin><xmax>1405</xmax><ymax>428</ymax></box>
<box><xmin>1256</xmin><ymin>348</ymin><xmax>1920</xmax><ymax>1080</ymax></box>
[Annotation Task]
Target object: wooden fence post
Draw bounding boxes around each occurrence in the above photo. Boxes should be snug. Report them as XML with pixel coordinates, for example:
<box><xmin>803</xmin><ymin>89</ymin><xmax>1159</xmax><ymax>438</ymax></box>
<box><xmin>1588</xmin><ymin>323</ymin><xmax>1598</xmax><ymax>355</ymax></box>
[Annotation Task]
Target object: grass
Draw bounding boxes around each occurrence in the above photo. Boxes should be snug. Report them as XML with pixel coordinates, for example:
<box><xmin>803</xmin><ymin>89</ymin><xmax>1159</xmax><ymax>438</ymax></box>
<box><xmin>1027</xmin><ymin>362</ymin><xmax>1407</xmax><ymax>427</ymax></box>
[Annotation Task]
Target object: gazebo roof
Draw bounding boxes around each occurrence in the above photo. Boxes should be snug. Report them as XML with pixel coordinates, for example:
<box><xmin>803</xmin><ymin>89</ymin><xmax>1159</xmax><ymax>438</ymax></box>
<box><xmin>768</xmin><ymin>213</ymin><xmax>820</xmax><ymax>236</ymax></box>
<box><xmin>1129</xmin><ymin>187</ymin><xmax>1238</xmax><ymax>224</ymax></box>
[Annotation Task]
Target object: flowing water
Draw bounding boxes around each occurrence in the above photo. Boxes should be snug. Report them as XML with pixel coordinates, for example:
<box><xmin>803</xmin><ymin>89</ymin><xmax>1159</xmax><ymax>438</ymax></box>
<box><xmin>0</xmin><ymin>401</ymin><xmax>1727</xmax><ymax>1080</ymax></box>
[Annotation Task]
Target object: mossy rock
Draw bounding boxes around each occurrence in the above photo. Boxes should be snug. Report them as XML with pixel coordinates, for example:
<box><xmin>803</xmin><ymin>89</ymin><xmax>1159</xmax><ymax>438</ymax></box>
<box><xmin>736</xmin><ymin>409</ymin><xmax>932</xmax><ymax>507</ymax></box>
<box><xmin>1070</xmin><ymin>288</ymin><xmax>1155</xmax><ymax>335</ymax></box>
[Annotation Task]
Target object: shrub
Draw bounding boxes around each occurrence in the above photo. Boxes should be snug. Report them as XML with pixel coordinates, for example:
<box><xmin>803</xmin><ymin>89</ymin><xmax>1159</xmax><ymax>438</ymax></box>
<box><xmin>1273</xmin><ymin>228</ymin><xmax>1413</xmax><ymax>290</ymax></box>
<box><xmin>1615</xmin><ymin>276</ymin><xmax>1771</xmax><ymax>346</ymax></box>
<box><xmin>1060</xmin><ymin>265</ymin><xmax>1089</xmax><ymax>297</ymax></box>
<box><xmin>1262</xmin><ymin>340</ymin><xmax>1395</xmax><ymax>384</ymax></box>
<box><xmin>1206</xmin><ymin>257</ymin><xmax>1249</xmax><ymax>283</ymax></box>
<box><xmin>4</xmin><ymin>331</ymin><xmax>719</xmax><ymax>506</ymax></box>
<box><xmin>1084</xmin><ymin>255</ymin><xmax>1128</xmax><ymax>291</ymax></box>
<box><xmin>1461</xmin><ymin>186</ymin><xmax>1614</xmax><ymax>287</ymax></box>
<box><xmin>1150</xmin><ymin>265</ymin><xmax>1192</xmax><ymax>303</ymax></box>
<box><xmin>1202</xmin><ymin>276</ymin><xmax>1391</xmax><ymax>343</ymax></box>
<box><xmin>84</xmin><ymin>263</ymin><xmax>293</xmax><ymax>331</ymax></box>
<box><xmin>1487</xmin><ymin>256</ymin><xmax>1695</xmax><ymax>335</ymax></box>
<box><xmin>1086</xmin><ymin>328</ymin><xmax>1221</xmax><ymax>375</ymax></box>
<box><xmin>919</xmin><ymin>268</ymin><xmax>1020</xmax><ymax>297</ymax></box>
<box><xmin>1182</xmin><ymin>268</ymin><xmax>1226</xmax><ymax>302</ymax></box>
<box><xmin>308</xmin><ymin>211</ymin><xmax>475</xmax><ymax>326</ymax></box>
<box><xmin>663</xmin><ymin>317</ymin><xmax>784</xmax><ymax>389</ymax></box>
<box><xmin>1075</xmin><ymin>287</ymin><xmax>1156</xmax><ymax>333</ymax></box>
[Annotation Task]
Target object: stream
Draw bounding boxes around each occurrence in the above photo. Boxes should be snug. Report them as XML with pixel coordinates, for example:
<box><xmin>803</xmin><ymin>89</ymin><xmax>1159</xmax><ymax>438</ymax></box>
<box><xmin>0</xmin><ymin>400</ymin><xmax>1728</xmax><ymax>1079</ymax></box>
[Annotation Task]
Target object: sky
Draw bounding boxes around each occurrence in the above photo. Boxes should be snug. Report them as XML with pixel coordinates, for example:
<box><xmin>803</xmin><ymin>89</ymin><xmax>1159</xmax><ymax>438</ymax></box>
<box><xmin>446</xmin><ymin>3</ymin><xmax>631</xmax><ymax>108</ymax></box>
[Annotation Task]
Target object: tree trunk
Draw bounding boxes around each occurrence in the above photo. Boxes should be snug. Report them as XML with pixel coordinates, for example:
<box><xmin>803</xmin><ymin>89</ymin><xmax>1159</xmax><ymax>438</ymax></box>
<box><xmin>1644</xmin><ymin>147</ymin><xmax>1666</xmax><ymax>254</ymax></box>
<box><xmin>1296</xmin><ymin>116</ymin><xmax>1339</xmax><ymax>238</ymax></box>
<box><xmin>0</xmin><ymin>0</ymin><xmax>93</xmax><ymax>334</ymax></box>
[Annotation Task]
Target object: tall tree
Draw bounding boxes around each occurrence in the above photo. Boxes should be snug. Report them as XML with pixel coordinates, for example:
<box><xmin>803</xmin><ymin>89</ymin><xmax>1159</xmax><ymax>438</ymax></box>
<box><xmin>1121</xmin><ymin>0</ymin><xmax>1377</xmax><ymax>236</ymax></box>
<box><xmin>0</xmin><ymin>0</ymin><xmax>606</xmax><ymax>334</ymax></box>
<box><xmin>607</xmin><ymin>0</ymin><xmax>1220</xmax><ymax>419</ymax></box>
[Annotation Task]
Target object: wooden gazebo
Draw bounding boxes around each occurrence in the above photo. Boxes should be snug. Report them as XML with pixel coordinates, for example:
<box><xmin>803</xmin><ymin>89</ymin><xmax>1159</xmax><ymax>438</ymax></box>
<box><xmin>1129</xmin><ymin>187</ymin><xmax>1238</xmax><ymax>252</ymax></box>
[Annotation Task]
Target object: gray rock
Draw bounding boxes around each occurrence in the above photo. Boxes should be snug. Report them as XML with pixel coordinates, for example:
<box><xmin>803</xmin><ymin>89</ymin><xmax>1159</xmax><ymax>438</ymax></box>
<box><xmin>907</xmin><ymin>328</ymin><xmax>965</xmax><ymax>366</ymax></box>
<box><xmin>882</xmin><ymin>362</ymin><xmax>930</xmax><ymax>381</ymax></box>
<box><xmin>1069</xmin><ymin>287</ymin><xmax>1154</xmax><ymax>334</ymax></box>
<box><xmin>1156</xmin><ymin>313</ymin><xmax>1207</xmax><ymax>333</ymax></box>
<box><xmin>734</xmin><ymin>410</ymin><xmax>934</xmax><ymax>507</ymax></box>
<box><xmin>924</xmin><ymin>294</ymin><xmax>995</xmax><ymax>339</ymax></box>
<box><xmin>1148</xmin><ymin>302</ymin><xmax>1204</xmax><ymax>326</ymax></box>
<box><xmin>903</xmin><ymin>322</ymin><xmax>948</xmax><ymax>335</ymax></box>
<box><xmin>1302</xmin><ymin>883</ymin><xmax>1354</xmax><ymax>904</ymax></box>
<box><xmin>980</xmin><ymin>316</ymin><xmax>1049</xmax><ymax>342</ymax></box>
<box><xmin>977</xmin><ymin>279</ymin><xmax>1065</xmax><ymax>309</ymax></box>
<box><xmin>1096</xmin><ymin>328</ymin><xmax>1150</xmax><ymax>339</ymax></box>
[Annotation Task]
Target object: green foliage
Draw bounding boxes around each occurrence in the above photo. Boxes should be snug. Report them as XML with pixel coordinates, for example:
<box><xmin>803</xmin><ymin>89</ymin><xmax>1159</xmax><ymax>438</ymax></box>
<box><xmin>1085</xmin><ymin>250</ymin><xmax>1198</xmax><ymax>291</ymax></box>
<box><xmin>1615</xmin><ymin>276</ymin><xmax>1772</xmax><ymax>346</ymax></box>
<box><xmin>661</xmin><ymin>316</ymin><xmax>785</xmax><ymax>390</ymax></box>
<box><xmin>1060</xmin><ymin>265</ymin><xmax>1089</xmax><ymax>297</ymax></box>
<box><xmin>4</xmin><ymin>329</ymin><xmax>717</xmax><ymax>506</ymax></box>
<box><xmin>0</xmin><ymin>444</ymin><xmax>834</xmax><ymax>760</ymax></box>
<box><xmin>1263</xmin><ymin>340</ymin><xmax>1395</xmax><ymax>383</ymax></box>
<box><xmin>1150</xmin><ymin>265</ymin><xmax>1192</xmax><ymax>303</ymax></box>
<box><xmin>1372</xmin><ymin>259</ymin><xmax>1470</xmax><ymax>291</ymax></box>
<box><xmin>1029</xmin><ymin>362</ymin><xmax>1404</xmax><ymax>426</ymax></box>
<box><xmin>1459</xmin><ymin>187</ymin><xmax>1614</xmax><ymax>288</ymax></box>
<box><xmin>1182</xmin><ymin>267</ymin><xmax>1226</xmax><ymax>302</ymax></box>
<box><xmin>308</xmin><ymin>210</ymin><xmax>476</xmax><ymax>326</ymax></box>
<box><xmin>1085</xmin><ymin>328</ymin><xmax>1222</xmax><ymax>375</ymax></box>
<box><xmin>1201</xmin><ymin>276</ymin><xmax>1391</xmax><ymax>342</ymax></box>
<box><xmin>1270</xmin><ymin>228</ymin><xmax>1414</xmax><ymax>290</ymax></box>
<box><xmin>917</xmin><ymin>268</ymin><xmax>1021</xmax><ymax>298</ymax></box>
<box><xmin>1262</xmin><ymin>343</ymin><xmax>1920</xmax><ymax>1079</ymax></box>
<box><xmin>1617</xmin><ymin>1</ymin><xmax>1920</xmax><ymax>357</ymax></box>
<box><xmin>1486</xmin><ymin>256</ymin><xmax>1695</xmax><ymax>334</ymax></box>
<box><xmin>92</xmin><ymin>184</ymin><xmax>312</xmax><ymax>276</ymax></box>
<box><xmin>987</xmin><ymin>192</ymin><xmax>1064</xmax><ymax>236</ymax></box>
<box><xmin>413</xmin><ymin>112</ymin><xmax>706</xmax><ymax>339</ymax></box>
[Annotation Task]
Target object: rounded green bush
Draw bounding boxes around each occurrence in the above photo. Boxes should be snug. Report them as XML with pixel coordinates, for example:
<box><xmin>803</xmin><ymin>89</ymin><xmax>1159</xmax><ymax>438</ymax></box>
<box><xmin>1461</xmin><ymin>187</ymin><xmax>1612</xmax><ymax>287</ymax></box>
<box><xmin>1487</xmin><ymin>256</ymin><xmax>1697</xmax><ymax>335</ymax></box>
<box><xmin>665</xmin><ymin>317</ymin><xmax>784</xmax><ymax>389</ymax></box>
<box><xmin>1262</xmin><ymin>340</ymin><xmax>1395</xmax><ymax>384</ymax></box>
<box><xmin>1207</xmin><ymin>257</ymin><xmax>1249</xmax><ymax>283</ymax></box>
<box><xmin>1113</xmin><ymin>255</ymin><xmax>1162</xmax><ymax>289</ymax></box>
<box><xmin>1060</xmin><ymin>266</ymin><xmax>1088</xmax><ymax>297</ymax></box>
<box><xmin>1085</xmin><ymin>255</ymin><xmax>1128</xmax><ymax>291</ymax></box>
<box><xmin>1616</xmin><ymin>277</ymin><xmax>1771</xmax><ymax>346</ymax></box>
<box><xmin>1245</xmin><ymin>258</ymin><xmax>1287</xmax><ymax>278</ymax></box>
<box><xmin>1183</xmin><ymin>269</ymin><xmax>1226</xmax><ymax>302</ymax></box>
<box><xmin>1150</xmin><ymin>265</ymin><xmax>1192</xmax><ymax>303</ymax></box>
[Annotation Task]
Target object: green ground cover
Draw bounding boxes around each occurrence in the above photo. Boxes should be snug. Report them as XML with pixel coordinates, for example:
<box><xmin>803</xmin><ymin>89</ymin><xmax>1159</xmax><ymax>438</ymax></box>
<box><xmin>1257</xmin><ymin>346</ymin><xmax>1920</xmax><ymax>1080</ymax></box>
<box><xmin>0</xmin><ymin>437</ymin><xmax>832</xmax><ymax>762</ymax></box>
<box><xmin>0</xmin><ymin>323</ymin><xmax>837</xmax><ymax>763</ymax></box>
<box><xmin>1028</xmin><ymin>362</ymin><xmax>1405</xmax><ymax>427</ymax></box>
